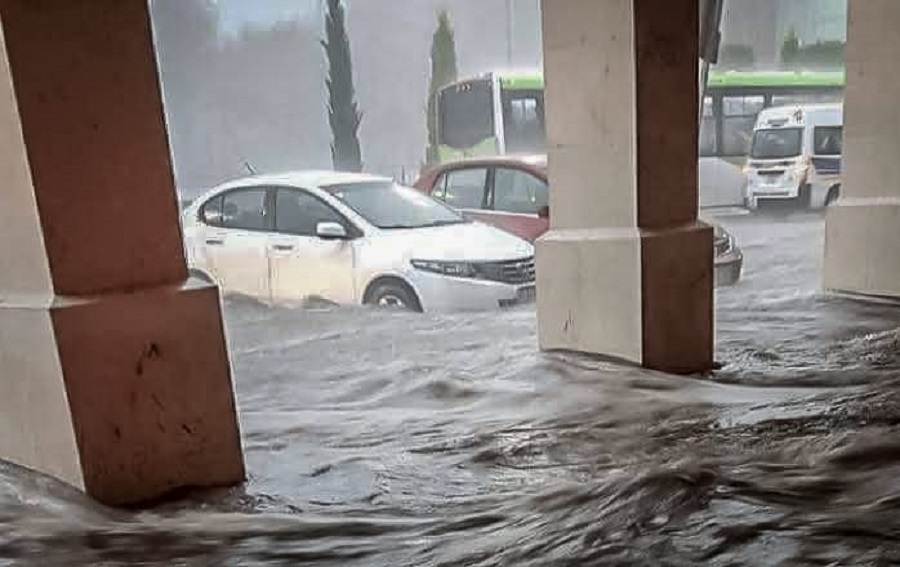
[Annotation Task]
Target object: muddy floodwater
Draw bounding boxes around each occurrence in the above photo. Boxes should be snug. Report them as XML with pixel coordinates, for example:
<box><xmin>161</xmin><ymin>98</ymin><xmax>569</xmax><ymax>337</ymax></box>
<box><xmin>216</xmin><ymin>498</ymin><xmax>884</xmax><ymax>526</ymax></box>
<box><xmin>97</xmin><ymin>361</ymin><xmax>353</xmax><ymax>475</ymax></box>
<box><xmin>4</xmin><ymin>212</ymin><xmax>900</xmax><ymax>566</ymax></box>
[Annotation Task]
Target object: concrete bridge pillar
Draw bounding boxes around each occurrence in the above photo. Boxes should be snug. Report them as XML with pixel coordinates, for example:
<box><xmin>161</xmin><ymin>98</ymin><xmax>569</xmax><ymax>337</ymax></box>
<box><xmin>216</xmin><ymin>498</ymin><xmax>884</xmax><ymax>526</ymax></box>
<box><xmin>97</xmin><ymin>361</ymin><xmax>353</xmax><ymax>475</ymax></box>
<box><xmin>536</xmin><ymin>0</ymin><xmax>714</xmax><ymax>374</ymax></box>
<box><xmin>824</xmin><ymin>0</ymin><xmax>900</xmax><ymax>298</ymax></box>
<box><xmin>0</xmin><ymin>1</ymin><xmax>244</xmax><ymax>506</ymax></box>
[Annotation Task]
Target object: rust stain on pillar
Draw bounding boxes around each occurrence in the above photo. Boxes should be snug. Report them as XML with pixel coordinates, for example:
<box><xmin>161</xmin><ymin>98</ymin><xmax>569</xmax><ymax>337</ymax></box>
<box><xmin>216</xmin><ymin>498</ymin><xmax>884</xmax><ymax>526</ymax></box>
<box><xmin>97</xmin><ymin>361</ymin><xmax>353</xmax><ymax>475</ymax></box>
<box><xmin>1</xmin><ymin>0</ymin><xmax>186</xmax><ymax>297</ymax></box>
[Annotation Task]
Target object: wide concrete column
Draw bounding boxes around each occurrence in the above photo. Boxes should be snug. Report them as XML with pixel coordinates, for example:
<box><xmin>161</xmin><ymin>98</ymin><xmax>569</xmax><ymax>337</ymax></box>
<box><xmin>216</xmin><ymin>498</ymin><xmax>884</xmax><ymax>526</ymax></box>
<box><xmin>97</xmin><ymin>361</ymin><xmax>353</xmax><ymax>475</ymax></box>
<box><xmin>824</xmin><ymin>0</ymin><xmax>900</xmax><ymax>298</ymax></box>
<box><xmin>0</xmin><ymin>1</ymin><xmax>244</xmax><ymax>506</ymax></box>
<box><xmin>537</xmin><ymin>0</ymin><xmax>713</xmax><ymax>374</ymax></box>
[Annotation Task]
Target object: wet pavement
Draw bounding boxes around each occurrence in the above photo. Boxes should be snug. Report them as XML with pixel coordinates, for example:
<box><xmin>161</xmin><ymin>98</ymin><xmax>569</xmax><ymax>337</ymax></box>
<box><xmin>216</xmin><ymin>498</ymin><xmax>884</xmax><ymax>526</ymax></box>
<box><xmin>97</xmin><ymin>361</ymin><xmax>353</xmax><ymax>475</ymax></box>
<box><xmin>4</xmin><ymin>212</ymin><xmax>900</xmax><ymax>565</ymax></box>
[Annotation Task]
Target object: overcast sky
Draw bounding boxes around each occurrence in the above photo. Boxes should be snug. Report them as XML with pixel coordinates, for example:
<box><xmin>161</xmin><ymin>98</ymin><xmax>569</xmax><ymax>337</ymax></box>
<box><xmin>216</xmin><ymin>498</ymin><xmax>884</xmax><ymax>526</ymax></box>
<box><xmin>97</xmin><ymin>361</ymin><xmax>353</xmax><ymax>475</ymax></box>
<box><xmin>214</xmin><ymin>0</ymin><xmax>319</xmax><ymax>32</ymax></box>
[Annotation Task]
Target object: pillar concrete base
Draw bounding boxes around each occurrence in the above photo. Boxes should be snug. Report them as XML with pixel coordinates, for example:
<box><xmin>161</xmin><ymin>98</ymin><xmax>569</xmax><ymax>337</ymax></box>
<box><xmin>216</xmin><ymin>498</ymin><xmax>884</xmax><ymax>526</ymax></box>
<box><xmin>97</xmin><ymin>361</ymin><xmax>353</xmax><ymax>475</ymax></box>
<box><xmin>824</xmin><ymin>198</ymin><xmax>900</xmax><ymax>298</ymax></box>
<box><xmin>536</xmin><ymin>223</ymin><xmax>714</xmax><ymax>374</ymax></box>
<box><xmin>0</xmin><ymin>281</ymin><xmax>245</xmax><ymax>506</ymax></box>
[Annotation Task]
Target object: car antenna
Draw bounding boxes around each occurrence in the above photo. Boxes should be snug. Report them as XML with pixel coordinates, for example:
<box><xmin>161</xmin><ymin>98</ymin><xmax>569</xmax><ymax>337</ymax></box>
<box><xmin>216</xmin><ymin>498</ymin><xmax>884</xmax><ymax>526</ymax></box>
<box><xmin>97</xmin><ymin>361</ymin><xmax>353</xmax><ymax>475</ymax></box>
<box><xmin>243</xmin><ymin>161</ymin><xmax>257</xmax><ymax>175</ymax></box>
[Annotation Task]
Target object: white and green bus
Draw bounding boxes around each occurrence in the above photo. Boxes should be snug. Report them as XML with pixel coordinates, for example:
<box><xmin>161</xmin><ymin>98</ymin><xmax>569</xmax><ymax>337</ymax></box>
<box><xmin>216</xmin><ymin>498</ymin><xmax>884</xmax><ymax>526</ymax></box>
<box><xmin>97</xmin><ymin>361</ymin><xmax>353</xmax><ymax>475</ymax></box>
<box><xmin>435</xmin><ymin>69</ymin><xmax>845</xmax><ymax>208</ymax></box>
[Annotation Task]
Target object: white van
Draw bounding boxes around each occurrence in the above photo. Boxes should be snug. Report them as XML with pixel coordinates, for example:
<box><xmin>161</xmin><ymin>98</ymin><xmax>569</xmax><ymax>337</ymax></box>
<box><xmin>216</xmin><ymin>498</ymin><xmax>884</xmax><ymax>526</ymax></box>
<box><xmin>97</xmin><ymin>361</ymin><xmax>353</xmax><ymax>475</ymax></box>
<box><xmin>744</xmin><ymin>104</ymin><xmax>843</xmax><ymax>209</ymax></box>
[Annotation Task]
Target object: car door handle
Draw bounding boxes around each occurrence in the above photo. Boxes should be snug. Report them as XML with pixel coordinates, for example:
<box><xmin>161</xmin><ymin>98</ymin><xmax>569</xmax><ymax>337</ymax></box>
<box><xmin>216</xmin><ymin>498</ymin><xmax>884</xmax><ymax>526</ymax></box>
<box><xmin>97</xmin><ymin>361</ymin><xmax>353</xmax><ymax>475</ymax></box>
<box><xmin>205</xmin><ymin>238</ymin><xmax>224</xmax><ymax>246</ymax></box>
<box><xmin>271</xmin><ymin>244</ymin><xmax>295</xmax><ymax>252</ymax></box>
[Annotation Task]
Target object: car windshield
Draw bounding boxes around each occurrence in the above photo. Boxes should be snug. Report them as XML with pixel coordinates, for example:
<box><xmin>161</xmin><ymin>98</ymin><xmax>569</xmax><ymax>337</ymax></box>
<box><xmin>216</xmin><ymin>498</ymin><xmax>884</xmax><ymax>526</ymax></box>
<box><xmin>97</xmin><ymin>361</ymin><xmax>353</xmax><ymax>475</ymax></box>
<box><xmin>750</xmin><ymin>127</ymin><xmax>803</xmax><ymax>159</ymax></box>
<box><xmin>323</xmin><ymin>181</ymin><xmax>467</xmax><ymax>230</ymax></box>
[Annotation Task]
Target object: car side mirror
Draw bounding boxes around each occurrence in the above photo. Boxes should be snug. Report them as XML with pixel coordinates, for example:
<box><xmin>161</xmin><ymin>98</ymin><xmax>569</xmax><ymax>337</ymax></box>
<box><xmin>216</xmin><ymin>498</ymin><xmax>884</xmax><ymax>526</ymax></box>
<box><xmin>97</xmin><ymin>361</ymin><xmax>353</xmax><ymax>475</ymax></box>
<box><xmin>316</xmin><ymin>221</ymin><xmax>348</xmax><ymax>240</ymax></box>
<box><xmin>537</xmin><ymin>205</ymin><xmax>550</xmax><ymax>219</ymax></box>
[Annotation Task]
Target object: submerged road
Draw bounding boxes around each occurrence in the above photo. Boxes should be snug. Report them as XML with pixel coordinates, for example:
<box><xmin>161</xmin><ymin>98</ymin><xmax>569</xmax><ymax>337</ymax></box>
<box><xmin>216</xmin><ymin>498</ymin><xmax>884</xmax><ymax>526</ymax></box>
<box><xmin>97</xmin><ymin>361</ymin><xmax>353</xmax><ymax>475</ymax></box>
<box><xmin>3</xmin><ymin>212</ymin><xmax>900</xmax><ymax>565</ymax></box>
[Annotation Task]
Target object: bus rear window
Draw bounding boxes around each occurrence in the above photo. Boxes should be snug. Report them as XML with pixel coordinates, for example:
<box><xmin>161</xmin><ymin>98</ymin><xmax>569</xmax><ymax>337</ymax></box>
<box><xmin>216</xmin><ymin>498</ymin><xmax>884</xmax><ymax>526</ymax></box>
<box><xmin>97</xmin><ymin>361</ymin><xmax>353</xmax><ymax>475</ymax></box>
<box><xmin>438</xmin><ymin>81</ymin><xmax>494</xmax><ymax>150</ymax></box>
<box><xmin>750</xmin><ymin>128</ymin><xmax>803</xmax><ymax>159</ymax></box>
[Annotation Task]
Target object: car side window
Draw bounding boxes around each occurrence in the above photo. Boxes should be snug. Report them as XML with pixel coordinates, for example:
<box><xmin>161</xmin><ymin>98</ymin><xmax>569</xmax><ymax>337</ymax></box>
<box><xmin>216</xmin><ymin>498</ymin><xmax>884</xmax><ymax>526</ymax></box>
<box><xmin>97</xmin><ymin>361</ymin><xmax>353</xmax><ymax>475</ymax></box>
<box><xmin>222</xmin><ymin>189</ymin><xmax>269</xmax><ymax>230</ymax></box>
<box><xmin>443</xmin><ymin>168</ymin><xmax>488</xmax><ymax>209</ymax></box>
<box><xmin>201</xmin><ymin>189</ymin><xmax>268</xmax><ymax>230</ymax></box>
<box><xmin>199</xmin><ymin>195</ymin><xmax>224</xmax><ymax>226</ymax></box>
<box><xmin>493</xmin><ymin>167</ymin><xmax>549</xmax><ymax>214</ymax></box>
<box><xmin>431</xmin><ymin>173</ymin><xmax>447</xmax><ymax>200</ymax></box>
<box><xmin>274</xmin><ymin>188</ymin><xmax>345</xmax><ymax>237</ymax></box>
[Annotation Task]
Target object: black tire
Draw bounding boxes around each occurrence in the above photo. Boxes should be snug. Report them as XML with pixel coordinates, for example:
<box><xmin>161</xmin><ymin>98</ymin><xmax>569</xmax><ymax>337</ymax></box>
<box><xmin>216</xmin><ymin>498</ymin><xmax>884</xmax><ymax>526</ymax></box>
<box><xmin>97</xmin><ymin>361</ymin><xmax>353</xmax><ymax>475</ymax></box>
<box><xmin>365</xmin><ymin>280</ymin><xmax>422</xmax><ymax>312</ymax></box>
<box><xmin>797</xmin><ymin>183</ymin><xmax>812</xmax><ymax>209</ymax></box>
<box><xmin>825</xmin><ymin>185</ymin><xmax>840</xmax><ymax>207</ymax></box>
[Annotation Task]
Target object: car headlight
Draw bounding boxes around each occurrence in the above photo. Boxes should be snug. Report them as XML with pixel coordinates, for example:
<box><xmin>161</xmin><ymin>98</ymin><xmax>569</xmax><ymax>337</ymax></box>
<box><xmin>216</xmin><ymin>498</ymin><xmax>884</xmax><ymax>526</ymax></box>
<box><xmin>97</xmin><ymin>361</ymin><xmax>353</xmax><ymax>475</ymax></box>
<box><xmin>713</xmin><ymin>226</ymin><xmax>734</xmax><ymax>253</ymax></box>
<box><xmin>411</xmin><ymin>259</ymin><xmax>478</xmax><ymax>278</ymax></box>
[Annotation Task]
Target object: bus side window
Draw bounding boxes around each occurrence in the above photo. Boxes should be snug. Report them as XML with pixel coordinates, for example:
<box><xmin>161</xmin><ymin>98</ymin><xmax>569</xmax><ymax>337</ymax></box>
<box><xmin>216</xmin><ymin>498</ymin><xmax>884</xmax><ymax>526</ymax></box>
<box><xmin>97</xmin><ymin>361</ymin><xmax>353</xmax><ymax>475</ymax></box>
<box><xmin>503</xmin><ymin>95</ymin><xmax>545</xmax><ymax>153</ymax></box>
<box><xmin>722</xmin><ymin>95</ymin><xmax>764</xmax><ymax>156</ymax></box>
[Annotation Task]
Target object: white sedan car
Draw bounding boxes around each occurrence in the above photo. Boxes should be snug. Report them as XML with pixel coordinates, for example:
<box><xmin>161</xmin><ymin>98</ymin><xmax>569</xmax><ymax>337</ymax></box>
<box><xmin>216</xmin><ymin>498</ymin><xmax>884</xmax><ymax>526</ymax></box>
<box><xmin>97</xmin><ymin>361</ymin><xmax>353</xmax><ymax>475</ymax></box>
<box><xmin>182</xmin><ymin>171</ymin><xmax>537</xmax><ymax>311</ymax></box>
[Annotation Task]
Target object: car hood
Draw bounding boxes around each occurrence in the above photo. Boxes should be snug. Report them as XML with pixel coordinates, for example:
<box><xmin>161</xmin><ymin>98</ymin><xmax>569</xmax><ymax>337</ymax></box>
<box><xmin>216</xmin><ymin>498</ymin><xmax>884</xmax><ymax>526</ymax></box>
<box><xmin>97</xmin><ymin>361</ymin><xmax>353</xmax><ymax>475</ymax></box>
<box><xmin>370</xmin><ymin>222</ymin><xmax>534</xmax><ymax>262</ymax></box>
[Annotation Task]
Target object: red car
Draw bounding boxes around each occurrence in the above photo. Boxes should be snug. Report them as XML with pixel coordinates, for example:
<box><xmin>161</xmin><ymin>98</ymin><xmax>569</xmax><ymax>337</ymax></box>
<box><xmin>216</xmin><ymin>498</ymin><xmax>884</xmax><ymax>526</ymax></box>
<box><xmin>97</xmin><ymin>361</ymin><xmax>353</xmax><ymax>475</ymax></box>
<box><xmin>414</xmin><ymin>155</ymin><xmax>743</xmax><ymax>286</ymax></box>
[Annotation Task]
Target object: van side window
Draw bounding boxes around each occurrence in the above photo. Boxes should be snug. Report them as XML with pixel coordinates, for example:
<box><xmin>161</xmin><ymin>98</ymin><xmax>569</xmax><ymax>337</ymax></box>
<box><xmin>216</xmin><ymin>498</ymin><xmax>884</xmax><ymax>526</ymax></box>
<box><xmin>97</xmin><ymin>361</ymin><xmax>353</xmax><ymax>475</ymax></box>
<box><xmin>814</xmin><ymin>126</ymin><xmax>843</xmax><ymax>156</ymax></box>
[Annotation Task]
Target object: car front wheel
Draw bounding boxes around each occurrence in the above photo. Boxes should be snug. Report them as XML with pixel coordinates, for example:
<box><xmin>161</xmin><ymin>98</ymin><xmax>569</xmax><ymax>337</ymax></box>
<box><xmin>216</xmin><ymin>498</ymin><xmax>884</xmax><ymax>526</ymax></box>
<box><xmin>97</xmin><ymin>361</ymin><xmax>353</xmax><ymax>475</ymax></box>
<box><xmin>365</xmin><ymin>280</ymin><xmax>422</xmax><ymax>312</ymax></box>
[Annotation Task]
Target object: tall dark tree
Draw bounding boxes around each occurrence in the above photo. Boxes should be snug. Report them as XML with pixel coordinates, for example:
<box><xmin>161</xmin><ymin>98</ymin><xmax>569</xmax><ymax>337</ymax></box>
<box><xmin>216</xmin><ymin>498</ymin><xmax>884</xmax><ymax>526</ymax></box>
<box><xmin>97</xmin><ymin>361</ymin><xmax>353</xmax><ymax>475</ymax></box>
<box><xmin>322</xmin><ymin>0</ymin><xmax>363</xmax><ymax>172</ymax></box>
<box><xmin>425</xmin><ymin>10</ymin><xmax>458</xmax><ymax>165</ymax></box>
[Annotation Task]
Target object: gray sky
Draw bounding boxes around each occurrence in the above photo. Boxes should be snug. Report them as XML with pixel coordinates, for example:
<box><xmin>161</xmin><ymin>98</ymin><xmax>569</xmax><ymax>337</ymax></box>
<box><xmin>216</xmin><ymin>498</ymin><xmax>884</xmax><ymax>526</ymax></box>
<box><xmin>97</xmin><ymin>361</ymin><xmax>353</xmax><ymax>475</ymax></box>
<box><xmin>214</xmin><ymin>0</ymin><xmax>319</xmax><ymax>32</ymax></box>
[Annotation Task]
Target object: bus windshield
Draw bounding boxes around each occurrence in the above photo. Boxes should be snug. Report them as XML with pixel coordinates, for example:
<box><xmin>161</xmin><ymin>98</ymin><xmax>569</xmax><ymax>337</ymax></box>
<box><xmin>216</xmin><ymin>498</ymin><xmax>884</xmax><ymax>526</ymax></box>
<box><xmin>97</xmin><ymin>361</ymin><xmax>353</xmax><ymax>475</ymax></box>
<box><xmin>750</xmin><ymin>128</ymin><xmax>803</xmax><ymax>159</ymax></box>
<box><xmin>438</xmin><ymin>80</ymin><xmax>494</xmax><ymax>151</ymax></box>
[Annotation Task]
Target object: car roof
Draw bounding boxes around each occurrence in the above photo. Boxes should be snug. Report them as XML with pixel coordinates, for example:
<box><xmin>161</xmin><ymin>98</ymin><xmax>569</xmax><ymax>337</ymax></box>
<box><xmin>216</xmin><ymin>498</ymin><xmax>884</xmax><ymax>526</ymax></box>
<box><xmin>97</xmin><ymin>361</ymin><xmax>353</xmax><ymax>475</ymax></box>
<box><xmin>434</xmin><ymin>154</ymin><xmax>547</xmax><ymax>170</ymax></box>
<box><xmin>186</xmin><ymin>170</ymin><xmax>395</xmax><ymax>211</ymax></box>
<box><xmin>217</xmin><ymin>170</ymin><xmax>392</xmax><ymax>191</ymax></box>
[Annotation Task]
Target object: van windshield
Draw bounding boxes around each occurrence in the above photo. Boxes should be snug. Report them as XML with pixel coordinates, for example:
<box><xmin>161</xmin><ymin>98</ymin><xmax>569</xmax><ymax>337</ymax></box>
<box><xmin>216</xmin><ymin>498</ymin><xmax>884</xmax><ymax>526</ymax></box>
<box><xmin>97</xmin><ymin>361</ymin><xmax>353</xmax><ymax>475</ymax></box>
<box><xmin>750</xmin><ymin>128</ymin><xmax>803</xmax><ymax>159</ymax></box>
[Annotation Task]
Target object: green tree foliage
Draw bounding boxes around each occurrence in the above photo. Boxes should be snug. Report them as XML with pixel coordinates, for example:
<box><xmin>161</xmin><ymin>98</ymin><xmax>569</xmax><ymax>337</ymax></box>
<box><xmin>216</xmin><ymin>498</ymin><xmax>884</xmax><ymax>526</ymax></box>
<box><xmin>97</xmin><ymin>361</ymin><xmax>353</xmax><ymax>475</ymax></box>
<box><xmin>322</xmin><ymin>0</ymin><xmax>363</xmax><ymax>172</ymax></box>
<box><xmin>425</xmin><ymin>10</ymin><xmax>458</xmax><ymax>165</ymax></box>
<box><xmin>781</xmin><ymin>28</ymin><xmax>844</xmax><ymax>69</ymax></box>
<box><xmin>781</xmin><ymin>27</ymin><xmax>801</xmax><ymax>65</ymax></box>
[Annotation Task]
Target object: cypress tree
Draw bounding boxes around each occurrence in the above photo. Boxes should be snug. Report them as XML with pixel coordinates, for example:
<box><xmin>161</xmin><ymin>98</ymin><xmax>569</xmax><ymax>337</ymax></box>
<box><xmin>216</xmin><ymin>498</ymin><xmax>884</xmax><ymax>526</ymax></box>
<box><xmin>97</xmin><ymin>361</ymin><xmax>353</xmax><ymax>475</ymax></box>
<box><xmin>322</xmin><ymin>0</ymin><xmax>362</xmax><ymax>172</ymax></box>
<box><xmin>425</xmin><ymin>10</ymin><xmax>458</xmax><ymax>165</ymax></box>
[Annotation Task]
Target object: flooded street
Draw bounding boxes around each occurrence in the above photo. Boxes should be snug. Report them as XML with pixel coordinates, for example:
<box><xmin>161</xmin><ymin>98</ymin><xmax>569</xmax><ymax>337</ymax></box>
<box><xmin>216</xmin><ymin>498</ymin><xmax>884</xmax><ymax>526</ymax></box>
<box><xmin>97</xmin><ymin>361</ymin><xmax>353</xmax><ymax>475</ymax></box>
<box><xmin>4</xmin><ymin>212</ymin><xmax>900</xmax><ymax>566</ymax></box>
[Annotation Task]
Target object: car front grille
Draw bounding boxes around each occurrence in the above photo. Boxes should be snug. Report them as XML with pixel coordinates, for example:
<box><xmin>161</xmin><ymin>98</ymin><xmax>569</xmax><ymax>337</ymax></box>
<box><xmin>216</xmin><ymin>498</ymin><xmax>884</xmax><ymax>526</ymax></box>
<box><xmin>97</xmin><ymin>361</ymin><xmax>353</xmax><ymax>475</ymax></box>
<box><xmin>474</xmin><ymin>257</ymin><xmax>536</xmax><ymax>285</ymax></box>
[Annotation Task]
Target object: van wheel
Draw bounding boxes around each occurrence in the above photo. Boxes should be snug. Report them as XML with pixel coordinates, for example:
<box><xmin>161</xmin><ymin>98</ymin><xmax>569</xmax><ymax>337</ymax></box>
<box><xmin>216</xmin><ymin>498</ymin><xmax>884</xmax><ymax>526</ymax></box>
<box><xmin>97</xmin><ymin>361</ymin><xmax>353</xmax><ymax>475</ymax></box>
<box><xmin>825</xmin><ymin>186</ymin><xmax>841</xmax><ymax>207</ymax></box>
<box><xmin>364</xmin><ymin>279</ymin><xmax>422</xmax><ymax>312</ymax></box>
<box><xmin>797</xmin><ymin>184</ymin><xmax>812</xmax><ymax>209</ymax></box>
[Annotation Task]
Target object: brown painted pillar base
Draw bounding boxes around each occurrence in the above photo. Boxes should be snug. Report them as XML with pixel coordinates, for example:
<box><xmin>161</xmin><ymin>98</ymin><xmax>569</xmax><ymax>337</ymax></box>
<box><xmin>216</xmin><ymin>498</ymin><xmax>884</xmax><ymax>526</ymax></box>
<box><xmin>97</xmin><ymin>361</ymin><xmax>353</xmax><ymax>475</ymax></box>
<box><xmin>537</xmin><ymin>0</ymin><xmax>713</xmax><ymax>374</ymax></box>
<box><xmin>1</xmin><ymin>283</ymin><xmax>244</xmax><ymax>506</ymax></box>
<box><xmin>0</xmin><ymin>1</ymin><xmax>244</xmax><ymax>506</ymax></box>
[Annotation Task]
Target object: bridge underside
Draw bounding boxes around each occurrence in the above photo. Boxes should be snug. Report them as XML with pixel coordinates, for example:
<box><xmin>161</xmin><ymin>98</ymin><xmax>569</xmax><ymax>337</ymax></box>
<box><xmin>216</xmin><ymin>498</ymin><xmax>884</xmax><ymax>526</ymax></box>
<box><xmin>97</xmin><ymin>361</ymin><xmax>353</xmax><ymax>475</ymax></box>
<box><xmin>0</xmin><ymin>0</ymin><xmax>895</xmax><ymax>505</ymax></box>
